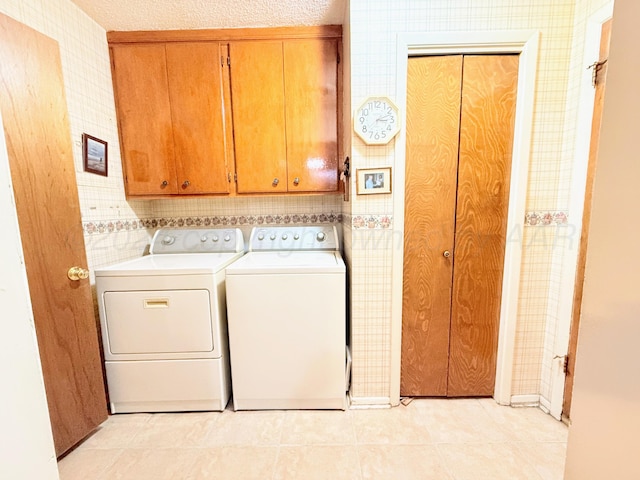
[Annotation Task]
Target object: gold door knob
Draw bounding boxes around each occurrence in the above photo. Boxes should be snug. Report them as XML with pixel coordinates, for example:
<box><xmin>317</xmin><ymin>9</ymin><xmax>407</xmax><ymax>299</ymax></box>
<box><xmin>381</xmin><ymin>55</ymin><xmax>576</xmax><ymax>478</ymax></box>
<box><xmin>68</xmin><ymin>266</ymin><xmax>89</xmax><ymax>281</ymax></box>
<box><xmin>182</xmin><ymin>180</ymin><xmax>190</xmax><ymax>189</ymax></box>
<box><xmin>443</xmin><ymin>250</ymin><xmax>451</xmax><ymax>258</ymax></box>
<box><xmin>293</xmin><ymin>177</ymin><xmax>300</xmax><ymax>186</ymax></box>
<box><xmin>272</xmin><ymin>178</ymin><xmax>279</xmax><ymax>186</ymax></box>
<box><xmin>161</xmin><ymin>180</ymin><xmax>168</xmax><ymax>188</ymax></box>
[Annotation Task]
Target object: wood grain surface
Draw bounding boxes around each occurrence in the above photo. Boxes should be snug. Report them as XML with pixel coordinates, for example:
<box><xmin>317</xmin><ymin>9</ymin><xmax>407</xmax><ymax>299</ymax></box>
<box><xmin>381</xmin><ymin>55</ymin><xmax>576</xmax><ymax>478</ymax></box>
<box><xmin>401</xmin><ymin>55</ymin><xmax>463</xmax><ymax>396</ymax></box>
<box><xmin>564</xmin><ymin>19</ymin><xmax>612</xmax><ymax>418</ymax></box>
<box><xmin>0</xmin><ymin>13</ymin><xmax>107</xmax><ymax>455</ymax></box>
<box><xmin>110</xmin><ymin>44</ymin><xmax>178</xmax><ymax>194</ymax></box>
<box><xmin>229</xmin><ymin>41</ymin><xmax>288</xmax><ymax>193</ymax></box>
<box><xmin>166</xmin><ymin>42</ymin><xmax>229</xmax><ymax>194</ymax></box>
<box><xmin>448</xmin><ymin>55</ymin><xmax>518</xmax><ymax>396</ymax></box>
<box><xmin>283</xmin><ymin>39</ymin><xmax>338</xmax><ymax>192</ymax></box>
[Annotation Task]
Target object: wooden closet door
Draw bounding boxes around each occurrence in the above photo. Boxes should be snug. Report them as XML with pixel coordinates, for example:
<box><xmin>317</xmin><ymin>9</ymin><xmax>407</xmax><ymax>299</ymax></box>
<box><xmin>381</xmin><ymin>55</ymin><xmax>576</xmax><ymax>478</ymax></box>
<box><xmin>401</xmin><ymin>55</ymin><xmax>462</xmax><ymax>396</ymax></box>
<box><xmin>110</xmin><ymin>44</ymin><xmax>177</xmax><ymax>195</ymax></box>
<box><xmin>229</xmin><ymin>41</ymin><xmax>287</xmax><ymax>193</ymax></box>
<box><xmin>0</xmin><ymin>14</ymin><xmax>107</xmax><ymax>455</ymax></box>
<box><xmin>166</xmin><ymin>42</ymin><xmax>230</xmax><ymax>194</ymax></box>
<box><xmin>283</xmin><ymin>39</ymin><xmax>338</xmax><ymax>192</ymax></box>
<box><xmin>448</xmin><ymin>55</ymin><xmax>518</xmax><ymax>396</ymax></box>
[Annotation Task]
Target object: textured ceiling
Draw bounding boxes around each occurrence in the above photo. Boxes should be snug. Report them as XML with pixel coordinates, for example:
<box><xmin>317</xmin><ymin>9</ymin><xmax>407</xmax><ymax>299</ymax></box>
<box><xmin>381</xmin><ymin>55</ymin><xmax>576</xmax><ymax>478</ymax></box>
<box><xmin>70</xmin><ymin>0</ymin><xmax>346</xmax><ymax>31</ymax></box>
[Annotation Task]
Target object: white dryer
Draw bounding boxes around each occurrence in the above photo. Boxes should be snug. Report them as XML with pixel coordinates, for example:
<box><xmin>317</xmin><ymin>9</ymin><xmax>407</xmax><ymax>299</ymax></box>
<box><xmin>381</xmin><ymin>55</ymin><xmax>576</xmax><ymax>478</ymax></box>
<box><xmin>225</xmin><ymin>225</ymin><xmax>346</xmax><ymax>410</ymax></box>
<box><xmin>95</xmin><ymin>228</ymin><xmax>244</xmax><ymax>413</ymax></box>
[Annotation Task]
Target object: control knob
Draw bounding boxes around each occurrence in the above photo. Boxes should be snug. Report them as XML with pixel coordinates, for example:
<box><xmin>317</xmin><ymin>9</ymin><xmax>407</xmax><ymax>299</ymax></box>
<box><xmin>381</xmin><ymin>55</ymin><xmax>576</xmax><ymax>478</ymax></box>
<box><xmin>282</xmin><ymin>234</ymin><xmax>288</xmax><ymax>240</ymax></box>
<box><xmin>257</xmin><ymin>233</ymin><xmax>265</xmax><ymax>241</ymax></box>
<box><xmin>200</xmin><ymin>236</ymin><xmax>207</xmax><ymax>243</ymax></box>
<box><xmin>162</xmin><ymin>235</ymin><xmax>175</xmax><ymax>245</ymax></box>
<box><xmin>316</xmin><ymin>232</ymin><xmax>326</xmax><ymax>242</ymax></box>
<box><xmin>270</xmin><ymin>234</ymin><xmax>276</xmax><ymax>240</ymax></box>
<box><xmin>212</xmin><ymin>235</ymin><xmax>219</xmax><ymax>242</ymax></box>
<box><xmin>224</xmin><ymin>235</ymin><xmax>231</xmax><ymax>242</ymax></box>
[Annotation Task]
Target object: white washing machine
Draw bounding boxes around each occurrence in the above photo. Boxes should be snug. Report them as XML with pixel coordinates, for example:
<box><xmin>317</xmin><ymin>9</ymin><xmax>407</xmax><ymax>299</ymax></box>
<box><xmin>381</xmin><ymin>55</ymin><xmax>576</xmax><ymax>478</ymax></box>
<box><xmin>95</xmin><ymin>228</ymin><xmax>244</xmax><ymax>413</ymax></box>
<box><xmin>225</xmin><ymin>225</ymin><xmax>346</xmax><ymax>410</ymax></box>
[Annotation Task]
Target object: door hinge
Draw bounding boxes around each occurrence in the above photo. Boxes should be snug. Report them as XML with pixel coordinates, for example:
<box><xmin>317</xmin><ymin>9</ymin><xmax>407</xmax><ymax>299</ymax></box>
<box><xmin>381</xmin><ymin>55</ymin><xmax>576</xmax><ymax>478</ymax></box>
<box><xmin>227</xmin><ymin>56</ymin><xmax>231</xmax><ymax>67</ymax></box>
<box><xmin>221</xmin><ymin>55</ymin><xmax>224</xmax><ymax>67</ymax></box>
<box><xmin>227</xmin><ymin>172</ymin><xmax>231</xmax><ymax>183</ymax></box>
<box><xmin>588</xmin><ymin>59</ymin><xmax>608</xmax><ymax>87</ymax></box>
<box><xmin>234</xmin><ymin>172</ymin><xmax>237</xmax><ymax>182</ymax></box>
<box><xmin>555</xmin><ymin>354</ymin><xmax>569</xmax><ymax>374</ymax></box>
<box><xmin>337</xmin><ymin>52</ymin><xmax>341</xmax><ymax>64</ymax></box>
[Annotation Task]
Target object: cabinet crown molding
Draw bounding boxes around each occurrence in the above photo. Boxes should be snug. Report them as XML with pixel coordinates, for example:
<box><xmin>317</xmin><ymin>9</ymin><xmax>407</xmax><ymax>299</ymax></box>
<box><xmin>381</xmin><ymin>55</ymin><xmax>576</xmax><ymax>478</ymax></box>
<box><xmin>108</xmin><ymin>25</ymin><xmax>342</xmax><ymax>44</ymax></box>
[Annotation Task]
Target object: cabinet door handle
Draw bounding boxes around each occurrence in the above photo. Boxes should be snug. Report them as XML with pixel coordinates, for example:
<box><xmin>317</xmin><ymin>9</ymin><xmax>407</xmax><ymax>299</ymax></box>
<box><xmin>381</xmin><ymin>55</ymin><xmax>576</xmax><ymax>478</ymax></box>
<box><xmin>293</xmin><ymin>177</ymin><xmax>300</xmax><ymax>186</ymax></box>
<box><xmin>182</xmin><ymin>180</ymin><xmax>190</xmax><ymax>189</ymax></box>
<box><xmin>161</xmin><ymin>180</ymin><xmax>168</xmax><ymax>188</ymax></box>
<box><xmin>272</xmin><ymin>178</ymin><xmax>279</xmax><ymax>186</ymax></box>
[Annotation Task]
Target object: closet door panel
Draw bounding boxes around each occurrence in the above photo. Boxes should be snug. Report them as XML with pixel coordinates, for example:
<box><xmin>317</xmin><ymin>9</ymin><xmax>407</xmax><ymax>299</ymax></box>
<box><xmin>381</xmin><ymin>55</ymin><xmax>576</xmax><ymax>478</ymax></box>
<box><xmin>401</xmin><ymin>55</ymin><xmax>463</xmax><ymax>396</ymax></box>
<box><xmin>448</xmin><ymin>55</ymin><xmax>519</xmax><ymax>396</ymax></box>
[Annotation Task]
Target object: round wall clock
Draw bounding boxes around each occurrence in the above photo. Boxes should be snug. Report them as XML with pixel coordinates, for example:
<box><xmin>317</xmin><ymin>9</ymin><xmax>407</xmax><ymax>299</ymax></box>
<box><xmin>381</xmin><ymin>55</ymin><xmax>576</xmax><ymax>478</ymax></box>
<box><xmin>354</xmin><ymin>96</ymin><xmax>401</xmax><ymax>145</ymax></box>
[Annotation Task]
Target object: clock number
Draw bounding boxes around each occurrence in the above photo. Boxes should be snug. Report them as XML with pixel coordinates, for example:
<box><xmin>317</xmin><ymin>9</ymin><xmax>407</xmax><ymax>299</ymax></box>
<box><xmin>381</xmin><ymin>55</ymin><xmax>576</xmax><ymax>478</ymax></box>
<box><xmin>362</xmin><ymin>108</ymin><xmax>369</xmax><ymax>116</ymax></box>
<box><xmin>359</xmin><ymin>117</ymin><xmax>365</xmax><ymax>124</ymax></box>
<box><xmin>362</xmin><ymin>125</ymin><xmax>367</xmax><ymax>133</ymax></box>
<box><xmin>374</xmin><ymin>100</ymin><xmax>381</xmax><ymax>108</ymax></box>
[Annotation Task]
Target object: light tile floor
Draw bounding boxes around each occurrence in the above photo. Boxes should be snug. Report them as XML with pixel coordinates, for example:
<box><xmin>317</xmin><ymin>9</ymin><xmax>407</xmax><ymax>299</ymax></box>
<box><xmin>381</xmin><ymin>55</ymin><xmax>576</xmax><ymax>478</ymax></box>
<box><xmin>58</xmin><ymin>398</ymin><xmax>568</xmax><ymax>480</ymax></box>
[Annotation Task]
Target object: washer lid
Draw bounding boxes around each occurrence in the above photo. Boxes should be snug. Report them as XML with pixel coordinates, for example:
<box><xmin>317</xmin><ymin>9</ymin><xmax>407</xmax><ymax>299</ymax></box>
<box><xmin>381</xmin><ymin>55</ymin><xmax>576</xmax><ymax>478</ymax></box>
<box><xmin>95</xmin><ymin>252</ymin><xmax>243</xmax><ymax>276</ymax></box>
<box><xmin>225</xmin><ymin>251</ymin><xmax>345</xmax><ymax>275</ymax></box>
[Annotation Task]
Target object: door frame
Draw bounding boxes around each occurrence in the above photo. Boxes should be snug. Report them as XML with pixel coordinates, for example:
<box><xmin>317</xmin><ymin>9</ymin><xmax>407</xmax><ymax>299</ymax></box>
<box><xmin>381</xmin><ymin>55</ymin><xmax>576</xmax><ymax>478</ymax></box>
<box><xmin>551</xmin><ymin>2</ymin><xmax>614</xmax><ymax>420</ymax></box>
<box><xmin>390</xmin><ymin>30</ymin><xmax>540</xmax><ymax>406</ymax></box>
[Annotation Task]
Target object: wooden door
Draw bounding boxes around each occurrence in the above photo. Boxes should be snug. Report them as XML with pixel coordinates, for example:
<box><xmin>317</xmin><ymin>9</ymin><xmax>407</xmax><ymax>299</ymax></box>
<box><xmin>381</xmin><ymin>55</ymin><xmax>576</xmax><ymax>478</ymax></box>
<box><xmin>563</xmin><ymin>19</ymin><xmax>612</xmax><ymax>419</ymax></box>
<box><xmin>401</xmin><ymin>54</ymin><xmax>518</xmax><ymax>397</ymax></box>
<box><xmin>401</xmin><ymin>55</ymin><xmax>462</xmax><ymax>396</ymax></box>
<box><xmin>283</xmin><ymin>39</ymin><xmax>339</xmax><ymax>192</ymax></box>
<box><xmin>111</xmin><ymin>44</ymin><xmax>177</xmax><ymax>195</ymax></box>
<box><xmin>166</xmin><ymin>42</ymin><xmax>230</xmax><ymax>195</ymax></box>
<box><xmin>229</xmin><ymin>41</ymin><xmax>287</xmax><ymax>193</ymax></box>
<box><xmin>448</xmin><ymin>55</ymin><xmax>518</xmax><ymax>396</ymax></box>
<box><xmin>0</xmin><ymin>14</ymin><xmax>108</xmax><ymax>456</ymax></box>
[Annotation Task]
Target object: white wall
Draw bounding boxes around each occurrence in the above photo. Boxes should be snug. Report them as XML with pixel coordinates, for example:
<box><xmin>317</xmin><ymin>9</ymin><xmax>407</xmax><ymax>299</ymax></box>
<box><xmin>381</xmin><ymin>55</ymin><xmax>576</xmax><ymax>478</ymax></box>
<box><xmin>0</xmin><ymin>113</ymin><xmax>59</xmax><ymax>479</ymax></box>
<box><xmin>564</xmin><ymin>1</ymin><xmax>640</xmax><ymax>478</ymax></box>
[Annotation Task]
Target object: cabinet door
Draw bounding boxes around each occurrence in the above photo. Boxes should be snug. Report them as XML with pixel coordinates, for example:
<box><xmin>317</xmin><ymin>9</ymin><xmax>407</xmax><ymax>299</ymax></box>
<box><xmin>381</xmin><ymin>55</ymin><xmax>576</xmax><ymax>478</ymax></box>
<box><xmin>284</xmin><ymin>39</ymin><xmax>339</xmax><ymax>192</ymax></box>
<box><xmin>166</xmin><ymin>43</ymin><xmax>230</xmax><ymax>194</ymax></box>
<box><xmin>111</xmin><ymin>44</ymin><xmax>177</xmax><ymax>195</ymax></box>
<box><xmin>229</xmin><ymin>41</ymin><xmax>287</xmax><ymax>193</ymax></box>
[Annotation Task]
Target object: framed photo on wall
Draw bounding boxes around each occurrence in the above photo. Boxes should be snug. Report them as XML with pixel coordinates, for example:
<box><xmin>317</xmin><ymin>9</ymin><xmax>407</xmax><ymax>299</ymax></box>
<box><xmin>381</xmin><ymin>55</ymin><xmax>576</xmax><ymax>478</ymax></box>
<box><xmin>82</xmin><ymin>133</ymin><xmax>108</xmax><ymax>177</ymax></box>
<box><xmin>356</xmin><ymin>167</ymin><xmax>392</xmax><ymax>195</ymax></box>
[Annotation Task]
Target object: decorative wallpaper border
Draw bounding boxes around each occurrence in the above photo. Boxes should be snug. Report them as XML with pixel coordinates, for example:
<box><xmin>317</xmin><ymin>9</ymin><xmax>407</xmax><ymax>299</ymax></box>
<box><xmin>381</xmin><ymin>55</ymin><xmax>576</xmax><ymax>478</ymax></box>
<box><xmin>524</xmin><ymin>211</ymin><xmax>569</xmax><ymax>227</ymax></box>
<box><xmin>83</xmin><ymin>213</ymin><xmax>343</xmax><ymax>235</ymax></box>
<box><xmin>350</xmin><ymin>214</ymin><xmax>393</xmax><ymax>230</ymax></box>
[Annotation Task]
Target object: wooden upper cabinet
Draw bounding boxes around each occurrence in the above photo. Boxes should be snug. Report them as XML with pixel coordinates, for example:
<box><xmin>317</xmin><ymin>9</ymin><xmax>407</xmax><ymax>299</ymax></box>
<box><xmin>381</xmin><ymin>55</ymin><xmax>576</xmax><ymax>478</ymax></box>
<box><xmin>166</xmin><ymin>43</ymin><xmax>230</xmax><ymax>194</ymax></box>
<box><xmin>110</xmin><ymin>42</ymin><xmax>231</xmax><ymax>196</ymax></box>
<box><xmin>111</xmin><ymin>44</ymin><xmax>178</xmax><ymax>195</ymax></box>
<box><xmin>284</xmin><ymin>39</ymin><xmax>338</xmax><ymax>192</ymax></box>
<box><xmin>229</xmin><ymin>41</ymin><xmax>288</xmax><ymax>194</ymax></box>
<box><xmin>109</xmin><ymin>26</ymin><xmax>341</xmax><ymax>196</ymax></box>
<box><xmin>229</xmin><ymin>38</ymin><xmax>339</xmax><ymax>194</ymax></box>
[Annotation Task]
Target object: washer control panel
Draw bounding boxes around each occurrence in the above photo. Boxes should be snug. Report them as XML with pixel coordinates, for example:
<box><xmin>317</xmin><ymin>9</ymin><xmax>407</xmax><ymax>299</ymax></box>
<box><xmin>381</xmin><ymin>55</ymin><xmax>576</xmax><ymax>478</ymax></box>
<box><xmin>249</xmin><ymin>225</ymin><xmax>339</xmax><ymax>251</ymax></box>
<box><xmin>150</xmin><ymin>228</ymin><xmax>244</xmax><ymax>254</ymax></box>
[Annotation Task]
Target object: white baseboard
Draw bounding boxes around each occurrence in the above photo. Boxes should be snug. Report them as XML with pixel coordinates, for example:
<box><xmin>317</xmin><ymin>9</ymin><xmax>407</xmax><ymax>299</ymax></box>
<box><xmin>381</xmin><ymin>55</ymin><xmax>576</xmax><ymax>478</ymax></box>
<box><xmin>348</xmin><ymin>394</ymin><xmax>391</xmax><ymax>409</ymax></box>
<box><xmin>539</xmin><ymin>395</ymin><xmax>551</xmax><ymax>414</ymax></box>
<box><xmin>510</xmin><ymin>394</ymin><xmax>540</xmax><ymax>406</ymax></box>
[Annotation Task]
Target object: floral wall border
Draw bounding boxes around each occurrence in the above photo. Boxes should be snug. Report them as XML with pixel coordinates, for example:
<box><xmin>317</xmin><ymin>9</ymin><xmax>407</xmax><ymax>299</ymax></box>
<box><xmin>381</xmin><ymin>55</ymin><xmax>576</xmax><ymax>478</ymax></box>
<box><xmin>524</xmin><ymin>211</ymin><xmax>569</xmax><ymax>227</ymax></box>
<box><xmin>349</xmin><ymin>214</ymin><xmax>393</xmax><ymax>230</ymax></box>
<box><xmin>83</xmin><ymin>213</ymin><xmax>343</xmax><ymax>235</ymax></box>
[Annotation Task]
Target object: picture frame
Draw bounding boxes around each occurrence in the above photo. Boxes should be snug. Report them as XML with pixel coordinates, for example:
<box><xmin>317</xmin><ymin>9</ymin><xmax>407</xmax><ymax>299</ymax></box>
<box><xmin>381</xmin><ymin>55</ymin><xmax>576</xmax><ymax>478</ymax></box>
<box><xmin>82</xmin><ymin>133</ymin><xmax>108</xmax><ymax>177</ymax></box>
<box><xmin>356</xmin><ymin>167</ymin><xmax>392</xmax><ymax>195</ymax></box>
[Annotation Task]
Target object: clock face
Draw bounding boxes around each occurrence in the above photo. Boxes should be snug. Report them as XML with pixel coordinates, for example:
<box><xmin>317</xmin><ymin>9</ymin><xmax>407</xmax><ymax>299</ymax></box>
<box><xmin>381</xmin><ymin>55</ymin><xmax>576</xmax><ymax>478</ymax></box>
<box><xmin>354</xmin><ymin>96</ymin><xmax>400</xmax><ymax>145</ymax></box>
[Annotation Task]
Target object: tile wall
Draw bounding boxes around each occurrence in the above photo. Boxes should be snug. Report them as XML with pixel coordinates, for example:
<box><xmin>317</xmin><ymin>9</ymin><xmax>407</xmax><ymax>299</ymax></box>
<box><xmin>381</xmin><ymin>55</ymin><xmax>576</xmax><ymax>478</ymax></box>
<box><xmin>345</xmin><ymin>0</ymin><xmax>612</xmax><ymax>404</ymax></box>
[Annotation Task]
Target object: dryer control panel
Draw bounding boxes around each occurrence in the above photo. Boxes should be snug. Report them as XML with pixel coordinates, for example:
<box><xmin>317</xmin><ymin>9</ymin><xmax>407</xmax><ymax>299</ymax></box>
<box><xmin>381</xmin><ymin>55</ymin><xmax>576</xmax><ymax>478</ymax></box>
<box><xmin>249</xmin><ymin>225</ymin><xmax>339</xmax><ymax>252</ymax></box>
<box><xmin>150</xmin><ymin>228</ymin><xmax>244</xmax><ymax>254</ymax></box>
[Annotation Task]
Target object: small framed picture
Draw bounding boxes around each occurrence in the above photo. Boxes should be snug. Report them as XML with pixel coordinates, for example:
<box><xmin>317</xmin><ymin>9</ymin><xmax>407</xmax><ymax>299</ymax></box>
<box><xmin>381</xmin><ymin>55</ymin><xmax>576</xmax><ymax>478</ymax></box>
<box><xmin>82</xmin><ymin>133</ymin><xmax>108</xmax><ymax>177</ymax></box>
<box><xmin>356</xmin><ymin>167</ymin><xmax>392</xmax><ymax>195</ymax></box>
